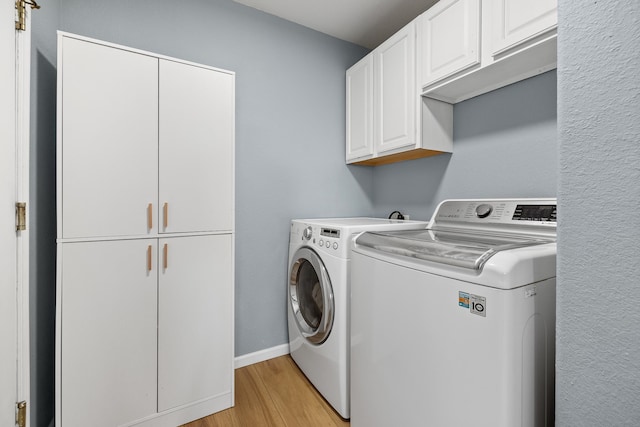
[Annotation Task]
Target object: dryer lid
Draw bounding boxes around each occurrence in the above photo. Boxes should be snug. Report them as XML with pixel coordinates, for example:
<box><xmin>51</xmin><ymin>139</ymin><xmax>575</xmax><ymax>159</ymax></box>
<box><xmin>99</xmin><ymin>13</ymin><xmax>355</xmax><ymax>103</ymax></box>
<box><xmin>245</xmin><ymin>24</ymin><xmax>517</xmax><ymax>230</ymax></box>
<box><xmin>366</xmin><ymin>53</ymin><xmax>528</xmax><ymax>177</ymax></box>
<box><xmin>355</xmin><ymin>229</ymin><xmax>554</xmax><ymax>270</ymax></box>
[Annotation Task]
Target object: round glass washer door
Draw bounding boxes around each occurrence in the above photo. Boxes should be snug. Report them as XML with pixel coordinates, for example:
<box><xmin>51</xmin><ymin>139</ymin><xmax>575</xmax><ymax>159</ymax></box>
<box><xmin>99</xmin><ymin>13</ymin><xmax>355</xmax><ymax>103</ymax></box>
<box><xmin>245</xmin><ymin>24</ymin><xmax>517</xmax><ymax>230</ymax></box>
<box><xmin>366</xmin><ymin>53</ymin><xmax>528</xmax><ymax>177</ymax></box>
<box><xmin>289</xmin><ymin>247</ymin><xmax>334</xmax><ymax>345</ymax></box>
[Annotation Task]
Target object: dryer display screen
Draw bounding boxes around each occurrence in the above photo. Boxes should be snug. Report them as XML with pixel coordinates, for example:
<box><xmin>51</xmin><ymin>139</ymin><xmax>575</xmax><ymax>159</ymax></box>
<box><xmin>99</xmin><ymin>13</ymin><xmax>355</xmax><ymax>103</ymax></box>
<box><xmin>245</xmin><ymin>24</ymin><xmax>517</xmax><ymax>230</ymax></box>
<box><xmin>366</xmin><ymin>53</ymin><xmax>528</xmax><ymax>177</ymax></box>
<box><xmin>321</xmin><ymin>228</ymin><xmax>341</xmax><ymax>238</ymax></box>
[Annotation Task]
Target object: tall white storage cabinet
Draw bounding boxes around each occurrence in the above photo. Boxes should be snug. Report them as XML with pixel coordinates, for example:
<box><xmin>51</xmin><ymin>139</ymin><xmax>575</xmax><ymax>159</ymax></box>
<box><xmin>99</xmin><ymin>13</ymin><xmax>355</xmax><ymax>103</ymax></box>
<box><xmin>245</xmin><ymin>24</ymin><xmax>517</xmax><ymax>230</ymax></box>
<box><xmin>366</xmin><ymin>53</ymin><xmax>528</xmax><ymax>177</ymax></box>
<box><xmin>56</xmin><ymin>33</ymin><xmax>235</xmax><ymax>427</ymax></box>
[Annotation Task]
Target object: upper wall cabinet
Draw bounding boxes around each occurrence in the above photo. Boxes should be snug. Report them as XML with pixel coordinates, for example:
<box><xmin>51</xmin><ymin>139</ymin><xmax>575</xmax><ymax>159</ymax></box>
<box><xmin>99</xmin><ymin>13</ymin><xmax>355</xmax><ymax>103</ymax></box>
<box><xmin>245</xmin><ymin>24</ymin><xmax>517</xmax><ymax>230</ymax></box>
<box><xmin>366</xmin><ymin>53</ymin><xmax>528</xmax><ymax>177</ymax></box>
<box><xmin>347</xmin><ymin>22</ymin><xmax>453</xmax><ymax>166</ymax></box>
<box><xmin>418</xmin><ymin>0</ymin><xmax>557</xmax><ymax>103</ymax></box>
<box><xmin>421</xmin><ymin>0</ymin><xmax>480</xmax><ymax>87</ymax></box>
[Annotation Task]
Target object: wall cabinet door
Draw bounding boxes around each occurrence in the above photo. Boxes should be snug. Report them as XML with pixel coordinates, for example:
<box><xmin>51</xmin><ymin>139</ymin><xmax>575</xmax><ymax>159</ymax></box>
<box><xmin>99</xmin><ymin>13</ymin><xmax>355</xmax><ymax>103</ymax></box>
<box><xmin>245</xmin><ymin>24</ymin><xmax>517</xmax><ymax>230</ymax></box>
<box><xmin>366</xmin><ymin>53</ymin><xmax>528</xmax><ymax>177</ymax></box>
<box><xmin>158</xmin><ymin>234</ymin><xmax>233</xmax><ymax>411</ymax></box>
<box><xmin>159</xmin><ymin>61</ymin><xmax>234</xmax><ymax>234</ymax></box>
<box><xmin>491</xmin><ymin>0</ymin><xmax>557</xmax><ymax>56</ymax></box>
<box><xmin>60</xmin><ymin>240</ymin><xmax>158</xmax><ymax>427</ymax></box>
<box><xmin>61</xmin><ymin>37</ymin><xmax>158</xmax><ymax>239</ymax></box>
<box><xmin>420</xmin><ymin>0</ymin><xmax>480</xmax><ymax>87</ymax></box>
<box><xmin>346</xmin><ymin>55</ymin><xmax>374</xmax><ymax>162</ymax></box>
<box><xmin>374</xmin><ymin>22</ymin><xmax>417</xmax><ymax>154</ymax></box>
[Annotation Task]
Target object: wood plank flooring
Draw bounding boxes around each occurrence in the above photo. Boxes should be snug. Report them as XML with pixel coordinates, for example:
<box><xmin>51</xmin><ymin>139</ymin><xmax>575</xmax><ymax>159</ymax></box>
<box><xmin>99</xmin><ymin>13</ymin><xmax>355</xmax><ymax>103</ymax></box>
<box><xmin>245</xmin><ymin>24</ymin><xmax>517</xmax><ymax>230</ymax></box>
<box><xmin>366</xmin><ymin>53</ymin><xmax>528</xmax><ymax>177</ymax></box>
<box><xmin>182</xmin><ymin>355</ymin><xmax>350</xmax><ymax>427</ymax></box>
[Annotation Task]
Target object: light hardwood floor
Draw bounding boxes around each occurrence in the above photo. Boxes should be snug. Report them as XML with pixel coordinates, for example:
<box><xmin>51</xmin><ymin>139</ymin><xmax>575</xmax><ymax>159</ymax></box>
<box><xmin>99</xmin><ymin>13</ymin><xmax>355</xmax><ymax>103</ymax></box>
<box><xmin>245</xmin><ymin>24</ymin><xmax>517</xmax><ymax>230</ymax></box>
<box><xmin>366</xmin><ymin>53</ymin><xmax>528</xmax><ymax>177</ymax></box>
<box><xmin>182</xmin><ymin>355</ymin><xmax>350</xmax><ymax>426</ymax></box>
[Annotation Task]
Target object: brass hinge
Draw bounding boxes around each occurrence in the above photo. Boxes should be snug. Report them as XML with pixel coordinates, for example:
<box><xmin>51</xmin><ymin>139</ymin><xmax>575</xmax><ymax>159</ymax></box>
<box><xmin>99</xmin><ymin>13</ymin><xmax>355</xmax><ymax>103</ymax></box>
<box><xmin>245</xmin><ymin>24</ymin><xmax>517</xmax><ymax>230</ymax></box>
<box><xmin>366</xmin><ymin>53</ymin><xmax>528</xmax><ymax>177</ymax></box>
<box><xmin>16</xmin><ymin>202</ymin><xmax>26</xmax><ymax>231</ymax></box>
<box><xmin>16</xmin><ymin>401</ymin><xmax>26</xmax><ymax>427</ymax></box>
<box><xmin>15</xmin><ymin>0</ymin><xmax>40</xmax><ymax>31</ymax></box>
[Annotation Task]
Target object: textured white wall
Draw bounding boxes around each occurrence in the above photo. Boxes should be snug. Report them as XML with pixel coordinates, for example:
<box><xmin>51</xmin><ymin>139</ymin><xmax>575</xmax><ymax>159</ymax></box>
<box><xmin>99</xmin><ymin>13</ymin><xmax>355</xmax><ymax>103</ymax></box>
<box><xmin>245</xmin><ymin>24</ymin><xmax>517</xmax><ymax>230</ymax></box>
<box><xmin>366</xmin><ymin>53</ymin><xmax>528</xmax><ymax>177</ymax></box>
<box><xmin>557</xmin><ymin>1</ymin><xmax>640</xmax><ymax>425</ymax></box>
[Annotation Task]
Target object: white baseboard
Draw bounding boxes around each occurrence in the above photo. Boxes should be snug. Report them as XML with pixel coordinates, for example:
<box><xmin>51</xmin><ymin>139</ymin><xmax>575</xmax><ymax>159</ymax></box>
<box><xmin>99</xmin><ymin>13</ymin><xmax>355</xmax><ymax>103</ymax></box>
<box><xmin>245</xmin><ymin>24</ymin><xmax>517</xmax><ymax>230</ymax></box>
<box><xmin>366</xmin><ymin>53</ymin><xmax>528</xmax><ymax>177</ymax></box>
<box><xmin>234</xmin><ymin>343</ymin><xmax>290</xmax><ymax>369</ymax></box>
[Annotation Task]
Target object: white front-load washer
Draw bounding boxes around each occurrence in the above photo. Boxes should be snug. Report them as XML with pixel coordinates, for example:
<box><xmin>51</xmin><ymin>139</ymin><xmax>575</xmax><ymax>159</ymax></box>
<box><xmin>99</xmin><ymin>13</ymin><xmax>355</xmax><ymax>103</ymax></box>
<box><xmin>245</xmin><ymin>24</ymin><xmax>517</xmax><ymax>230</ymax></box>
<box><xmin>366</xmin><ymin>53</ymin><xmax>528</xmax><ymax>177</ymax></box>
<box><xmin>287</xmin><ymin>217</ymin><xmax>428</xmax><ymax>419</ymax></box>
<box><xmin>350</xmin><ymin>199</ymin><xmax>557</xmax><ymax>427</ymax></box>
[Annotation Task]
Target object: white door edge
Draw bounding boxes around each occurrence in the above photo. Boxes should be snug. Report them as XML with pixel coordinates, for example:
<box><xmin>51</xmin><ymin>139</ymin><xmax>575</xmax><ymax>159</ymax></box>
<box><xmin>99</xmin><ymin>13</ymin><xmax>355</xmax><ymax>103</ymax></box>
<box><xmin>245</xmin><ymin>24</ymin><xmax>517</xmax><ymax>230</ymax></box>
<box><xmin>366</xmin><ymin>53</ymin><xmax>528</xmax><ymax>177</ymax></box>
<box><xmin>1</xmin><ymin>2</ymin><xmax>32</xmax><ymax>425</ymax></box>
<box><xmin>16</xmin><ymin>5</ymin><xmax>32</xmax><ymax>422</ymax></box>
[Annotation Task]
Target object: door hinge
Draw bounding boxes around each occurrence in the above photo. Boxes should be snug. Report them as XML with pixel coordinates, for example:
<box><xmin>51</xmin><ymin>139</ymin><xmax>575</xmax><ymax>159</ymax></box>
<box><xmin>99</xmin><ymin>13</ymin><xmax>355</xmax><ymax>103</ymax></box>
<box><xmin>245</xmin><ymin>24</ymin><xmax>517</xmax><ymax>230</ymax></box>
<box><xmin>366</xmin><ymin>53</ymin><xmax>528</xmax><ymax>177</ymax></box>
<box><xmin>16</xmin><ymin>202</ymin><xmax>26</xmax><ymax>231</ymax></box>
<box><xmin>16</xmin><ymin>401</ymin><xmax>26</xmax><ymax>427</ymax></box>
<box><xmin>15</xmin><ymin>0</ymin><xmax>40</xmax><ymax>31</ymax></box>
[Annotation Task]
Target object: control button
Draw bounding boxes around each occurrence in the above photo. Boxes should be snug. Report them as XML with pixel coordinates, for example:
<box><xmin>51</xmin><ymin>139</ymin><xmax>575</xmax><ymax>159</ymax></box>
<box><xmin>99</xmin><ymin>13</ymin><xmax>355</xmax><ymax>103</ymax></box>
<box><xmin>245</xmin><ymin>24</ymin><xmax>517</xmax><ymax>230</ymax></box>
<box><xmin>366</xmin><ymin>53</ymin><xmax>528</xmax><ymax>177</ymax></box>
<box><xmin>303</xmin><ymin>226</ymin><xmax>313</xmax><ymax>240</ymax></box>
<box><xmin>475</xmin><ymin>204</ymin><xmax>493</xmax><ymax>218</ymax></box>
<box><xmin>333</xmin><ymin>242</ymin><xmax>339</xmax><ymax>250</ymax></box>
<box><xmin>319</xmin><ymin>239</ymin><xmax>324</xmax><ymax>247</ymax></box>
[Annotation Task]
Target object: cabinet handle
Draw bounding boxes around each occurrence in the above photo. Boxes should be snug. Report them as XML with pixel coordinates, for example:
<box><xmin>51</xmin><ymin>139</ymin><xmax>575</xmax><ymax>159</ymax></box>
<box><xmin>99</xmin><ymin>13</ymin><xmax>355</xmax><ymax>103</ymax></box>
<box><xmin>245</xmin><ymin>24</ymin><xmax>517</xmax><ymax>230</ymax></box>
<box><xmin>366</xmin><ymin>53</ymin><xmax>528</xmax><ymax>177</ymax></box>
<box><xmin>147</xmin><ymin>203</ymin><xmax>153</xmax><ymax>230</ymax></box>
<box><xmin>147</xmin><ymin>245</ymin><xmax>152</xmax><ymax>272</ymax></box>
<box><xmin>163</xmin><ymin>202</ymin><xmax>168</xmax><ymax>229</ymax></box>
<box><xmin>163</xmin><ymin>243</ymin><xmax>168</xmax><ymax>269</ymax></box>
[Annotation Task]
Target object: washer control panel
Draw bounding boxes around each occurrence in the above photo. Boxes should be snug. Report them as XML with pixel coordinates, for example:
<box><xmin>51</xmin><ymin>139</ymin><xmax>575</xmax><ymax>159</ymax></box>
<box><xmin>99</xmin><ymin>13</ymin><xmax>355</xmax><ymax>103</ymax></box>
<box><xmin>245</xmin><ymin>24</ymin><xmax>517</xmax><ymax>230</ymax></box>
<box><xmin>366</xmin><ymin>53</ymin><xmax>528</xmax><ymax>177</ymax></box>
<box><xmin>431</xmin><ymin>199</ymin><xmax>557</xmax><ymax>235</ymax></box>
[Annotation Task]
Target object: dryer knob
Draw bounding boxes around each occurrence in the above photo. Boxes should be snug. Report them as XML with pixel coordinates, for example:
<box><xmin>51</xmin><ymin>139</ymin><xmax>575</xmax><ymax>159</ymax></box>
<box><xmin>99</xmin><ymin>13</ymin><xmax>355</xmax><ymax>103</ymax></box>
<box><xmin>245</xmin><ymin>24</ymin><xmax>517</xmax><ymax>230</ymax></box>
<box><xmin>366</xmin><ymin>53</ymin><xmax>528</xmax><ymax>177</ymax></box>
<box><xmin>303</xmin><ymin>226</ymin><xmax>313</xmax><ymax>240</ymax></box>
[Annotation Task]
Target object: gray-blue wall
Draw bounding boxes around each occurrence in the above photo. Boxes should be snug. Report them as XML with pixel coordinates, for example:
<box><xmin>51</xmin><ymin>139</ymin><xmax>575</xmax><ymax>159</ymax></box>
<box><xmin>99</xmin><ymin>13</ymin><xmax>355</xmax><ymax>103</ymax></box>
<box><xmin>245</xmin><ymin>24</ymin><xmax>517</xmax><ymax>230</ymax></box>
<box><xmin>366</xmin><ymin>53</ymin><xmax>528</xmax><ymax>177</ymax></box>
<box><xmin>372</xmin><ymin>70</ymin><xmax>557</xmax><ymax>220</ymax></box>
<box><xmin>30</xmin><ymin>1</ymin><xmax>371</xmax><ymax>426</ymax></box>
<box><xmin>30</xmin><ymin>2</ymin><xmax>560</xmax><ymax>427</ymax></box>
<box><xmin>557</xmin><ymin>1</ymin><xmax>640</xmax><ymax>425</ymax></box>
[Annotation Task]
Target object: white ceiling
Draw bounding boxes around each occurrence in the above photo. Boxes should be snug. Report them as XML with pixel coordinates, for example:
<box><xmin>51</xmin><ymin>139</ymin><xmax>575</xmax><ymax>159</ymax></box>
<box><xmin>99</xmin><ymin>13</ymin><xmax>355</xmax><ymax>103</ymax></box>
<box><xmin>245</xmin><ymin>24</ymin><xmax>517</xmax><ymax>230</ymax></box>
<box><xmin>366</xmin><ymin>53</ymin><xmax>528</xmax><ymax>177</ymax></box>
<box><xmin>232</xmin><ymin>0</ymin><xmax>438</xmax><ymax>49</ymax></box>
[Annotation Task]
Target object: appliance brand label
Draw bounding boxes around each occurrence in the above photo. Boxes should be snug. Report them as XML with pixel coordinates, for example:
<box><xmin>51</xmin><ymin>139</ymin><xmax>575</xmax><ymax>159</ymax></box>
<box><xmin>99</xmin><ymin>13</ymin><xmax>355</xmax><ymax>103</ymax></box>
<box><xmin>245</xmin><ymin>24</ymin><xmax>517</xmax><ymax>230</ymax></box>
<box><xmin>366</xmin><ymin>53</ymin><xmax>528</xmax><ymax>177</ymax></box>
<box><xmin>470</xmin><ymin>294</ymin><xmax>486</xmax><ymax>317</ymax></box>
<box><xmin>459</xmin><ymin>292</ymin><xmax>486</xmax><ymax>317</ymax></box>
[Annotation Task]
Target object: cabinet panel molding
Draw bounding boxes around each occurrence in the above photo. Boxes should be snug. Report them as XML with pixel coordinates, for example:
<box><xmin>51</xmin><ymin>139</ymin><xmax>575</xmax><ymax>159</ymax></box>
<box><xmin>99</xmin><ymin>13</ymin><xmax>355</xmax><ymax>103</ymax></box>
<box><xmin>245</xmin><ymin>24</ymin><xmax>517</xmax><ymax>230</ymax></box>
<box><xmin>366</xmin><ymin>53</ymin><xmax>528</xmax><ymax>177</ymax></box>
<box><xmin>420</xmin><ymin>0</ymin><xmax>481</xmax><ymax>87</ymax></box>
<box><xmin>492</xmin><ymin>0</ymin><xmax>557</xmax><ymax>56</ymax></box>
<box><xmin>346</xmin><ymin>55</ymin><xmax>374</xmax><ymax>161</ymax></box>
<box><xmin>375</xmin><ymin>24</ymin><xmax>416</xmax><ymax>154</ymax></box>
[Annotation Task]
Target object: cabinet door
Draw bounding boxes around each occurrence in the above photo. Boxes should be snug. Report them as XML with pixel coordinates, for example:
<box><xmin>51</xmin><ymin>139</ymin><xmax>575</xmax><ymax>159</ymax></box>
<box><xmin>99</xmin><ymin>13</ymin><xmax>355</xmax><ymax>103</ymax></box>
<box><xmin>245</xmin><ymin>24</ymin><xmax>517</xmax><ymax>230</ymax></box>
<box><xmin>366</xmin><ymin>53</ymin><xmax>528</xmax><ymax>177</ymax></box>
<box><xmin>159</xmin><ymin>61</ymin><xmax>234</xmax><ymax>234</ymax></box>
<box><xmin>491</xmin><ymin>0</ymin><xmax>557</xmax><ymax>56</ymax></box>
<box><xmin>158</xmin><ymin>234</ymin><xmax>233</xmax><ymax>411</ymax></box>
<box><xmin>61</xmin><ymin>37</ymin><xmax>158</xmax><ymax>239</ymax></box>
<box><xmin>346</xmin><ymin>55</ymin><xmax>374</xmax><ymax>162</ymax></box>
<box><xmin>374</xmin><ymin>22</ymin><xmax>416</xmax><ymax>155</ymax></box>
<box><xmin>419</xmin><ymin>0</ymin><xmax>480</xmax><ymax>87</ymax></box>
<box><xmin>60</xmin><ymin>240</ymin><xmax>158</xmax><ymax>427</ymax></box>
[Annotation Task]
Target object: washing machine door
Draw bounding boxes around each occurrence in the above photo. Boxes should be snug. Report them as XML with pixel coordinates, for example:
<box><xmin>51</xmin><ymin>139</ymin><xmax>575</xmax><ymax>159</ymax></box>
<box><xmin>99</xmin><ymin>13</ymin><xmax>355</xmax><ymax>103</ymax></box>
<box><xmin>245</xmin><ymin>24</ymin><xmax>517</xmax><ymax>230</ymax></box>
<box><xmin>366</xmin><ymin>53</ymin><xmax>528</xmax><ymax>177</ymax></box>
<box><xmin>289</xmin><ymin>247</ymin><xmax>334</xmax><ymax>345</ymax></box>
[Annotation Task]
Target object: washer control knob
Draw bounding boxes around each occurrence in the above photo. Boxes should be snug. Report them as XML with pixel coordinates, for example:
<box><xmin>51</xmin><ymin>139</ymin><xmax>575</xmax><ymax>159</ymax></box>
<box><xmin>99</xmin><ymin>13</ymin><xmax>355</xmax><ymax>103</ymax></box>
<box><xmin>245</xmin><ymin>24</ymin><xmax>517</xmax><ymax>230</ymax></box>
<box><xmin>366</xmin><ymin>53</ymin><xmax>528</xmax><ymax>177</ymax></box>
<box><xmin>333</xmin><ymin>242</ymin><xmax>339</xmax><ymax>250</ymax></box>
<box><xmin>303</xmin><ymin>226</ymin><xmax>313</xmax><ymax>240</ymax></box>
<box><xmin>475</xmin><ymin>204</ymin><xmax>493</xmax><ymax>218</ymax></box>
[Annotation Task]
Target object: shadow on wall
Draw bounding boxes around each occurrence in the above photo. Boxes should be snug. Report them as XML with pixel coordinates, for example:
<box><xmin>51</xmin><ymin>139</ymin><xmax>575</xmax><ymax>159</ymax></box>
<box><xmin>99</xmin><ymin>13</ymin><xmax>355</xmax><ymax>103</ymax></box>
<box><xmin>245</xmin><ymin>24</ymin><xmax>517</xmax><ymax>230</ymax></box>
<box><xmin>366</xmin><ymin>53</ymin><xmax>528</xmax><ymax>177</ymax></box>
<box><xmin>371</xmin><ymin>70</ymin><xmax>558</xmax><ymax>221</ymax></box>
<box><xmin>346</xmin><ymin>163</ymin><xmax>376</xmax><ymax>208</ymax></box>
<box><xmin>454</xmin><ymin>71</ymin><xmax>557</xmax><ymax>142</ymax></box>
<box><xmin>366</xmin><ymin>153</ymin><xmax>452</xmax><ymax>221</ymax></box>
<box><xmin>30</xmin><ymin>50</ymin><xmax>57</xmax><ymax>427</ymax></box>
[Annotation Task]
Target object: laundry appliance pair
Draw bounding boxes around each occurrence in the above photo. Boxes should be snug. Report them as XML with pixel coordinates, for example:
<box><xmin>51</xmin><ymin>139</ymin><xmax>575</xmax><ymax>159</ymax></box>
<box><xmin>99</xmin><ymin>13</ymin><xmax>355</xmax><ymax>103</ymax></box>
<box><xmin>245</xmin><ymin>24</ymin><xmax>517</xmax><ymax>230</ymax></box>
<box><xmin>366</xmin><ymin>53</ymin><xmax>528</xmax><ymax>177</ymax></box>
<box><xmin>286</xmin><ymin>217</ymin><xmax>428</xmax><ymax>418</ymax></box>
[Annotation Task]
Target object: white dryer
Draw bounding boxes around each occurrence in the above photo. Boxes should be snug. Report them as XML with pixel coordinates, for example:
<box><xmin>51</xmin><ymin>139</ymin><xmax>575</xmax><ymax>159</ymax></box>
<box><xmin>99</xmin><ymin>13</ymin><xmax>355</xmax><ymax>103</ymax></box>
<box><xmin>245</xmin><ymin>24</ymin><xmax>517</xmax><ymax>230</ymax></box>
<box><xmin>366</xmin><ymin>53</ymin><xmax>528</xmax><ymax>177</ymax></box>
<box><xmin>350</xmin><ymin>199</ymin><xmax>557</xmax><ymax>427</ymax></box>
<box><xmin>287</xmin><ymin>217</ymin><xmax>428</xmax><ymax>419</ymax></box>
